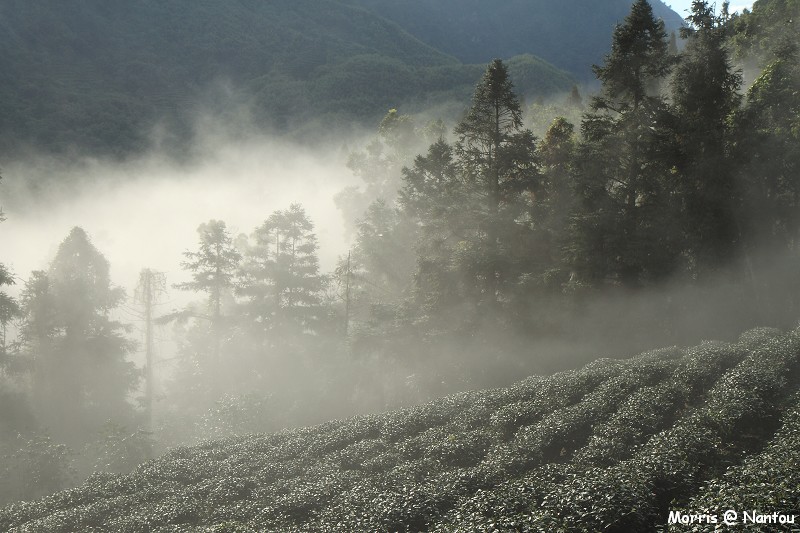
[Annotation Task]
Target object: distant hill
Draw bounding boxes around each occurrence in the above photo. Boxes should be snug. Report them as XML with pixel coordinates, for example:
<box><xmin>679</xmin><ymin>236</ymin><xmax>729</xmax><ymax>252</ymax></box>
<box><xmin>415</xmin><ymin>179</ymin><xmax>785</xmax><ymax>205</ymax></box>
<box><xmin>0</xmin><ymin>0</ymin><xmax>574</xmax><ymax>157</ymax></box>
<box><xmin>342</xmin><ymin>0</ymin><xmax>686</xmax><ymax>79</ymax></box>
<box><xmin>2</xmin><ymin>327</ymin><xmax>798</xmax><ymax>531</ymax></box>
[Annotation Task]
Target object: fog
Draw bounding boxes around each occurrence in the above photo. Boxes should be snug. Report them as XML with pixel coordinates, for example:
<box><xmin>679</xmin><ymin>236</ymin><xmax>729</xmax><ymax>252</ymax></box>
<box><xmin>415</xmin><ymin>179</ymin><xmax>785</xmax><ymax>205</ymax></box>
<box><xmin>1</xmin><ymin>131</ymin><xmax>359</xmax><ymax>299</ymax></box>
<box><xmin>0</xmin><ymin>127</ymin><xmax>369</xmax><ymax>454</ymax></box>
<box><xmin>2</xmin><ymin>106</ymin><xmax>797</xmax><ymax>420</ymax></box>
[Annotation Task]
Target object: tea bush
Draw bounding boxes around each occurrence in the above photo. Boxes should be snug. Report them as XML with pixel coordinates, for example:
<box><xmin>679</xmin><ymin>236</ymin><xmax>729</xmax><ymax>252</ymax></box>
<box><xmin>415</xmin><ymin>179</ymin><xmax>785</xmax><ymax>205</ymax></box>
<box><xmin>1</xmin><ymin>327</ymin><xmax>798</xmax><ymax>532</ymax></box>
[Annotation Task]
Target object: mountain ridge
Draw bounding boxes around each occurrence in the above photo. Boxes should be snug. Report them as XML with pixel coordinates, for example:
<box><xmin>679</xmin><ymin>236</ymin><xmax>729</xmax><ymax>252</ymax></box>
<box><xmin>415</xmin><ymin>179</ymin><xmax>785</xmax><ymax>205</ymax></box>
<box><xmin>341</xmin><ymin>0</ymin><xmax>686</xmax><ymax>79</ymax></box>
<box><xmin>0</xmin><ymin>0</ymin><xmax>688</xmax><ymax>157</ymax></box>
<box><xmin>0</xmin><ymin>0</ymin><xmax>576</xmax><ymax>157</ymax></box>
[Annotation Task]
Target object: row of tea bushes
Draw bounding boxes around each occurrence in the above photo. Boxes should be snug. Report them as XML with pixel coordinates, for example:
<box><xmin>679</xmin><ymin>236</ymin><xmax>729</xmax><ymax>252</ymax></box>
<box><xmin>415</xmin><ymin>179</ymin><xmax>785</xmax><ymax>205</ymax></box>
<box><xmin>1</xmin><ymin>327</ymin><xmax>797</xmax><ymax>532</ymax></box>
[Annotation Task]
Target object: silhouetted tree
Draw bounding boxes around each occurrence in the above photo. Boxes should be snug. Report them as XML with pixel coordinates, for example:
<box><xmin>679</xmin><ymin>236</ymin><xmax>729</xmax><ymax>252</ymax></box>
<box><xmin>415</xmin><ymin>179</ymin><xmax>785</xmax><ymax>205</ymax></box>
<box><xmin>0</xmin><ymin>175</ymin><xmax>21</xmax><ymax>357</ymax></box>
<box><xmin>20</xmin><ymin>228</ymin><xmax>137</xmax><ymax>443</ymax></box>
<box><xmin>399</xmin><ymin>139</ymin><xmax>473</xmax><ymax>318</ymax></box>
<box><xmin>239</xmin><ymin>204</ymin><xmax>323</xmax><ymax>341</ymax></box>
<box><xmin>571</xmin><ymin>0</ymin><xmax>680</xmax><ymax>287</ymax></box>
<box><xmin>174</xmin><ymin>220</ymin><xmax>241</xmax><ymax>368</ymax></box>
<box><xmin>567</xmin><ymin>85</ymin><xmax>583</xmax><ymax>108</ymax></box>
<box><xmin>732</xmin><ymin>26</ymin><xmax>800</xmax><ymax>322</ymax></box>
<box><xmin>335</xmin><ymin>109</ymin><xmax>434</xmax><ymax>234</ymax></box>
<box><xmin>0</xmin><ymin>200</ymin><xmax>33</xmax><ymax>454</ymax></box>
<box><xmin>738</xmin><ymin>44</ymin><xmax>800</xmax><ymax>250</ymax></box>
<box><xmin>453</xmin><ymin>58</ymin><xmax>540</xmax><ymax>308</ymax></box>
<box><xmin>336</xmin><ymin>199</ymin><xmax>417</xmax><ymax>323</ymax></box>
<box><xmin>0</xmin><ymin>264</ymin><xmax>20</xmax><ymax>354</ymax></box>
<box><xmin>672</xmin><ymin>1</ymin><xmax>743</xmax><ymax>273</ymax></box>
<box><xmin>592</xmin><ymin>0</ymin><xmax>672</xmax><ymax>113</ymax></box>
<box><xmin>536</xmin><ymin>117</ymin><xmax>577</xmax><ymax>276</ymax></box>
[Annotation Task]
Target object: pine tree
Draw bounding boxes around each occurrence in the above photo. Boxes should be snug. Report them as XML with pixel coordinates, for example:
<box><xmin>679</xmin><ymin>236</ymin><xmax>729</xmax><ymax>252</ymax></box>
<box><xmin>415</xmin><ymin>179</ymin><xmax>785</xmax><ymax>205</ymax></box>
<box><xmin>672</xmin><ymin>0</ymin><xmax>743</xmax><ymax>272</ymax></box>
<box><xmin>567</xmin><ymin>85</ymin><xmax>583</xmax><ymax>109</ymax></box>
<box><xmin>335</xmin><ymin>109</ymin><xmax>431</xmax><ymax>235</ymax></box>
<box><xmin>20</xmin><ymin>228</ymin><xmax>137</xmax><ymax>442</ymax></box>
<box><xmin>0</xmin><ymin>198</ymin><xmax>29</xmax><ymax>441</ymax></box>
<box><xmin>537</xmin><ymin>117</ymin><xmax>577</xmax><ymax>276</ymax></box>
<box><xmin>343</xmin><ymin>198</ymin><xmax>418</xmax><ymax>309</ymax></box>
<box><xmin>739</xmin><ymin>41</ymin><xmax>800</xmax><ymax>250</ymax></box>
<box><xmin>399</xmin><ymin>139</ymin><xmax>471</xmax><ymax>315</ymax></box>
<box><xmin>592</xmin><ymin>0</ymin><xmax>672</xmax><ymax>113</ymax></box>
<box><xmin>174</xmin><ymin>220</ymin><xmax>242</xmax><ymax>367</ymax></box>
<box><xmin>238</xmin><ymin>204</ymin><xmax>323</xmax><ymax>339</ymax></box>
<box><xmin>572</xmin><ymin>0</ymin><xmax>680</xmax><ymax>287</ymax></box>
<box><xmin>668</xmin><ymin>30</ymin><xmax>679</xmax><ymax>56</ymax></box>
<box><xmin>453</xmin><ymin>59</ymin><xmax>540</xmax><ymax>307</ymax></box>
<box><xmin>0</xmin><ymin>265</ymin><xmax>21</xmax><ymax>354</ymax></box>
<box><xmin>733</xmin><ymin>28</ymin><xmax>800</xmax><ymax>322</ymax></box>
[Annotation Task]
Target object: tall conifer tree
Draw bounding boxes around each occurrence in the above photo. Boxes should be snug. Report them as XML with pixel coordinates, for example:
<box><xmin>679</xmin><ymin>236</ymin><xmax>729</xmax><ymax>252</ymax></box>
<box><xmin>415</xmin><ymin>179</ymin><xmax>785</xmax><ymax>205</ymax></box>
<box><xmin>453</xmin><ymin>59</ymin><xmax>539</xmax><ymax>307</ymax></box>
<box><xmin>175</xmin><ymin>220</ymin><xmax>242</xmax><ymax>369</ymax></box>
<box><xmin>239</xmin><ymin>204</ymin><xmax>323</xmax><ymax>339</ymax></box>
<box><xmin>572</xmin><ymin>0</ymin><xmax>680</xmax><ymax>287</ymax></box>
<box><xmin>20</xmin><ymin>228</ymin><xmax>136</xmax><ymax>442</ymax></box>
<box><xmin>672</xmin><ymin>1</ymin><xmax>743</xmax><ymax>272</ymax></box>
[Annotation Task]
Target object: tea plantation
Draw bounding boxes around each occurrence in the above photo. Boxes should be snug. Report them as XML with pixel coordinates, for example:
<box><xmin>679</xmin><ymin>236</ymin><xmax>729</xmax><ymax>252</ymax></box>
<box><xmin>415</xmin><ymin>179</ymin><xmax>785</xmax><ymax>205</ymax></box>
<box><xmin>2</xmin><ymin>327</ymin><xmax>799</xmax><ymax>532</ymax></box>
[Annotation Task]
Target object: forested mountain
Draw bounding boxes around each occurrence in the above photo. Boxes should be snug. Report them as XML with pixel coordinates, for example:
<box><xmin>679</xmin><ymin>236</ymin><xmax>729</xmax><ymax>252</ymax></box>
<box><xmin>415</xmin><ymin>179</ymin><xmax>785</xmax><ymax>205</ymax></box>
<box><xmin>341</xmin><ymin>0</ymin><xmax>685</xmax><ymax>79</ymax></box>
<box><xmin>0</xmin><ymin>0</ymin><xmax>574</xmax><ymax>157</ymax></box>
<box><xmin>0</xmin><ymin>0</ymin><xmax>690</xmax><ymax>157</ymax></box>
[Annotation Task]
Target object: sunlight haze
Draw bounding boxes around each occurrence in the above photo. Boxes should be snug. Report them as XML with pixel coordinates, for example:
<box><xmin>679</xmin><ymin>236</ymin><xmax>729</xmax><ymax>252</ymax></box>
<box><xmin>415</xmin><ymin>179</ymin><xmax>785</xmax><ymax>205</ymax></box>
<box><xmin>667</xmin><ymin>0</ymin><xmax>753</xmax><ymax>16</ymax></box>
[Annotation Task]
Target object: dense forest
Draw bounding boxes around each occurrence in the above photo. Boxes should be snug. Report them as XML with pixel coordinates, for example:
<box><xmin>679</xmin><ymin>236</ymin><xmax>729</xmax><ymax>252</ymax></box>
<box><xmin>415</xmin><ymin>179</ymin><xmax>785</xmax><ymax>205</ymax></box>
<box><xmin>0</xmin><ymin>0</ymin><xmax>576</xmax><ymax>157</ymax></box>
<box><xmin>1</xmin><ymin>0</ymin><xmax>799</xmax><ymax>528</ymax></box>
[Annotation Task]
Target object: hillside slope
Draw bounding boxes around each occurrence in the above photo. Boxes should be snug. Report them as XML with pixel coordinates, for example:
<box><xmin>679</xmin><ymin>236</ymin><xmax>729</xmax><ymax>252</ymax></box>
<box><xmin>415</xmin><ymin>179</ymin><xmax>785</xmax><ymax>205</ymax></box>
<box><xmin>0</xmin><ymin>0</ymin><xmax>573</xmax><ymax>157</ymax></box>
<box><xmin>341</xmin><ymin>0</ymin><xmax>685</xmax><ymax>79</ymax></box>
<box><xmin>2</xmin><ymin>327</ymin><xmax>798</xmax><ymax>531</ymax></box>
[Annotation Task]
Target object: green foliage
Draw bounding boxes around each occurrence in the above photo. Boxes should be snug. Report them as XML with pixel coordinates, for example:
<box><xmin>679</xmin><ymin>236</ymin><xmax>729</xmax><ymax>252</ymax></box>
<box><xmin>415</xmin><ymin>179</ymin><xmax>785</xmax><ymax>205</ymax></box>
<box><xmin>533</xmin><ymin>117</ymin><xmax>578</xmax><ymax>272</ymax></box>
<box><xmin>0</xmin><ymin>435</ymin><xmax>74</xmax><ymax>506</ymax></box>
<box><xmin>332</xmin><ymin>198</ymin><xmax>418</xmax><ymax>342</ymax></box>
<box><xmin>3</xmin><ymin>0</ymin><xmax>800</xmax><ymax>525</ymax></box>
<box><xmin>335</xmin><ymin>108</ymin><xmax>443</xmax><ymax>238</ymax></box>
<box><xmin>404</xmin><ymin>59</ymin><xmax>541</xmax><ymax>316</ymax></box>
<box><xmin>2</xmin><ymin>328</ymin><xmax>797</xmax><ymax>531</ymax></box>
<box><xmin>569</xmin><ymin>0</ymin><xmax>683</xmax><ymax>288</ymax></box>
<box><xmin>672</xmin><ymin>1</ymin><xmax>744</xmax><ymax>271</ymax></box>
<box><xmin>687</xmin><ymin>390</ymin><xmax>800</xmax><ymax>519</ymax></box>
<box><xmin>175</xmin><ymin>220</ymin><xmax>242</xmax><ymax>318</ymax></box>
<box><xmin>170</xmin><ymin>219</ymin><xmax>242</xmax><ymax>392</ymax></box>
<box><xmin>342</xmin><ymin>0</ymin><xmax>684</xmax><ymax>79</ymax></box>
<box><xmin>0</xmin><ymin>0</ymin><xmax>576</xmax><ymax>156</ymax></box>
<box><xmin>238</xmin><ymin>204</ymin><xmax>323</xmax><ymax>335</ymax></box>
<box><xmin>0</xmin><ymin>257</ymin><xmax>22</xmax><ymax>355</ymax></box>
<box><xmin>76</xmin><ymin>422</ymin><xmax>154</xmax><ymax>477</ymax></box>
<box><xmin>163</xmin><ymin>205</ymin><xmax>351</xmax><ymax>445</ymax></box>
<box><xmin>593</xmin><ymin>0</ymin><xmax>672</xmax><ymax>111</ymax></box>
<box><xmin>746</xmin><ymin>76</ymin><xmax>800</xmax><ymax>232</ymax></box>
<box><xmin>731</xmin><ymin>0</ymin><xmax>800</xmax><ymax>63</ymax></box>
